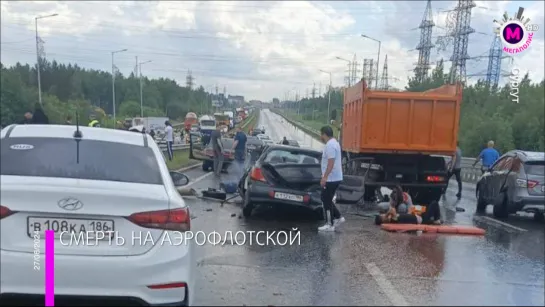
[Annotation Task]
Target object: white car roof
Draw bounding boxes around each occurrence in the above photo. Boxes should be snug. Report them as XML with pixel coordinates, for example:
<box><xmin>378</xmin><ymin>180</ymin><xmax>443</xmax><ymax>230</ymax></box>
<box><xmin>1</xmin><ymin>124</ymin><xmax>149</xmax><ymax>147</ymax></box>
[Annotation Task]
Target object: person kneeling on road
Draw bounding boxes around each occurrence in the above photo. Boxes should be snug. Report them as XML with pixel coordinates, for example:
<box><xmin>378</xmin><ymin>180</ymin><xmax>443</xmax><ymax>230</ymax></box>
<box><xmin>377</xmin><ymin>185</ymin><xmax>413</xmax><ymax>214</ymax></box>
<box><xmin>375</xmin><ymin>200</ymin><xmax>442</xmax><ymax>226</ymax></box>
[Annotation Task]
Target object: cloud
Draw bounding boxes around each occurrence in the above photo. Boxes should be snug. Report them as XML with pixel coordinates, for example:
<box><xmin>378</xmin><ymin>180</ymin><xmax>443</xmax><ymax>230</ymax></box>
<box><xmin>1</xmin><ymin>1</ymin><xmax>543</xmax><ymax>101</ymax></box>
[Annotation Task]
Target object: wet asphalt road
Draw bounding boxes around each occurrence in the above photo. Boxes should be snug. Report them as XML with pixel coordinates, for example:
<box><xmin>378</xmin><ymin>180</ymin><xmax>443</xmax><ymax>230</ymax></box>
<box><xmin>181</xmin><ymin>109</ymin><xmax>544</xmax><ymax>306</ymax></box>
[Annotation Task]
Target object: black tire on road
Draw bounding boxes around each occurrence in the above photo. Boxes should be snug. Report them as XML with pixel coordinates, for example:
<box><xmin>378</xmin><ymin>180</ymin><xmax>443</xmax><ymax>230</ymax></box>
<box><xmin>412</xmin><ymin>188</ymin><xmax>443</xmax><ymax>204</ymax></box>
<box><xmin>476</xmin><ymin>186</ymin><xmax>487</xmax><ymax>213</ymax></box>
<box><xmin>363</xmin><ymin>187</ymin><xmax>377</xmax><ymax>202</ymax></box>
<box><xmin>242</xmin><ymin>191</ymin><xmax>254</xmax><ymax>217</ymax></box>
<box><xmin>492</xmin><ymin>193</ymin><xmax>509</xmax><ymax>219</ymax></box>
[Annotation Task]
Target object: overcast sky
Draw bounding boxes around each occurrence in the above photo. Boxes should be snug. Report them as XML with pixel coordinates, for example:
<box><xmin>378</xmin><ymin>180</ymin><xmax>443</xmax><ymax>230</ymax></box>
<box><xmin>1</xmin><ymin>1</ymin><xmax>543</xmax><ymax>101</ymax></box>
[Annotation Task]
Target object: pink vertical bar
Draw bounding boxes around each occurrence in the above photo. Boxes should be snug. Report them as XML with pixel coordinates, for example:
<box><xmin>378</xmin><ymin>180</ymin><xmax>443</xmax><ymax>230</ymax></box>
<box><xmin>45</xmin><ymin>230</ymin><xmax>55</xmax><ymax>306</ymax></box>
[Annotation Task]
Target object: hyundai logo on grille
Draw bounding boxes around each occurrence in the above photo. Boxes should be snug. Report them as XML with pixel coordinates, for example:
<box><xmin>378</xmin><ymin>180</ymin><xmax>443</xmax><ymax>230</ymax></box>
<box><xmin>57</xmin><ymin>197</ymin><xmax>84</xmax><ymax>211</ymax></box>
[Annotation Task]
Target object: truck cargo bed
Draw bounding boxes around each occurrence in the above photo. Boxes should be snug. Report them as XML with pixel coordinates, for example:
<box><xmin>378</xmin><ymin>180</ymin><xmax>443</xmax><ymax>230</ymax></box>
<box><xmin>342</xmin><ymin>81</ymin><xmax>462</xmax><ymax>155</ymax></box>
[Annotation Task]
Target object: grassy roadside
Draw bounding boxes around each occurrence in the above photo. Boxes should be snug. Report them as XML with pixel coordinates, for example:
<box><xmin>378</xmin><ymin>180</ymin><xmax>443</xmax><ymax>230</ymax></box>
<box><xmin>165</xmin><ymin>149</ymin><xmax>195</xmax><ymax>170</ymax></box>
<box><xmin>274</xmin><ymin>109</ymin><xmax>339</xmax><ymax>138</ymax></box>
<box><xmin>242</xmin><ymin>111</ymin><xmax>259</xmax><ymax>133</ymax></box>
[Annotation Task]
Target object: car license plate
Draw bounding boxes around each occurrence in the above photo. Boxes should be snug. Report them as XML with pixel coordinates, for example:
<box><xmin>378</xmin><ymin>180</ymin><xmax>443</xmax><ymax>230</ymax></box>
<box><xmin>27</xmin><ymin>217</ymin><xmax>114</xmax><ymax>239</ymax></box>
<box><xmin>248</xmin><ymin>145</ymin><xmax>256</xmax><ymax>150</ymax></box>
<box><xmin>274</xmin><ymin>192</ymin><xmax>303</xmax><ymax>202</ymax></box>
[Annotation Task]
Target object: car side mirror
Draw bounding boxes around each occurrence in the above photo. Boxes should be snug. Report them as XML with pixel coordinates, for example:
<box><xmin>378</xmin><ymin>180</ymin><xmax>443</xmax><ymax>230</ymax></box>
<box><xmin>170</xmin><ymin>171</ymin><xmax>190</xmax><ymax>187</ymax></box>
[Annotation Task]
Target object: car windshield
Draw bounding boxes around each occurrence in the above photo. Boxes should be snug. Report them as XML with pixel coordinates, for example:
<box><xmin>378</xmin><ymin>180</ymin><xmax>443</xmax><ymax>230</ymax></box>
<box><xmin>524</xmin><ymin>161</ymin><xmax>544</xmax><ymax>176</ymax></box>
<box><xmin>1</xmin><ymin>137</ymin><xmax>163</xmax><ymax>185</ymax></box>
<box><xmin>201</xmin><ymin>120</ymin><xmax>215</xmax><ymax>126</ymax></box>
<box><xmin>263</xmin><ymin>149</ymin><xmax>320</xmax><ymax>164</ymax></box>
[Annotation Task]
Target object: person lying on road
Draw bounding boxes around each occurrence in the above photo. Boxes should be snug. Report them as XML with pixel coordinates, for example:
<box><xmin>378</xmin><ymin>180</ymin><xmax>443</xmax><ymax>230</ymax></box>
<box><xmin>374</xmin><ymin>201</ymin><xmax>442</xmax><ymax>226</ymax></box>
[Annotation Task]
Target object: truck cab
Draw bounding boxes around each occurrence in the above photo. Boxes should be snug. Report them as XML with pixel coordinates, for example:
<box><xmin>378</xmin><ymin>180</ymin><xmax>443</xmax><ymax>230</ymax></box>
<box><xmin>199</xmin><ymin>115</ymin><xmax>216</xmax><ymax>137</ymax></box>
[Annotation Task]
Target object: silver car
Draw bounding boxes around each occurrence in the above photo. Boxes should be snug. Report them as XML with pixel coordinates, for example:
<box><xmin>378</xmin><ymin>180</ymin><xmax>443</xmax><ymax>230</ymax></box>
<box><xmin>476</xmin><ymin>150</ymin><xmax>544</xmax><ymax>220</ymax></box>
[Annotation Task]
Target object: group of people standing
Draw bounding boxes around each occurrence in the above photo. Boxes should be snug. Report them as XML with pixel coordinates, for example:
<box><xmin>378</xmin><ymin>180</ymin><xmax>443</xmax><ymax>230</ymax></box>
<box><xmin>445</xmin><ymin>140</ymin><xmax>500</xmax><ymax>199</ymax></box>
<box><xmin>209</xmin><ymin>125</ymin><xmax>247</xmax><ymax>178</ymax></box>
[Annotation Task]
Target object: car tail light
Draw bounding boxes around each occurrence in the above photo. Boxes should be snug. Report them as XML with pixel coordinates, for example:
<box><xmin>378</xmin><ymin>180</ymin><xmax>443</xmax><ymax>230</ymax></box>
<box><xmin>303</xmin><ymin>195</ymin><xmax>310</xmax><ymax>203</ymax></box>
<box><xmin>147</xmin><ymin>282</ymin><xmax>187</xmax><ymax>290</ymax></box>
<box><xmin>426</xmin><ymin>175</ymin><xmax>444</xmax><ymax>182</ymax></box>
<box><xmin>128</xmin><ymin>208</ymin><xmax>190</xmax><ymax>231</ymax></box>
<box><xmin>250</xmin><ymin>167</ymin><xmax>267</xmax><ymax>182</ymax></box>
<box><xmin>517</xmin><ymin>179</ymin><xmax>538</xmax><ymax>189</ymax></box>
<box><xmin>0</xmin><ymin>205</ymin><xmax>14</xmax><ymax>219</ymax></box>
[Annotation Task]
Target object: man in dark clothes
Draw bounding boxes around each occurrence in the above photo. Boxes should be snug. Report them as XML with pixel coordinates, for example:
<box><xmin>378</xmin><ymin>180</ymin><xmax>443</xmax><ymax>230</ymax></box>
<box><xmin>282</xmin><ymin>136</ymin><xmax>290</xmax><ymax>145</ymax></box>
<box><xmin>231</xmin><ymin>126</ymin><xmax>247</xmax><ymax>179</ymax></box>
<box><xmin>375</xmin><ymin>201</ymin><xmax>442</xmax><ymax>225</ymax></box>
<box><xmin>31</xmin><ymin>105</ymin><xmax>49</xmax><ymax>124</ymax></box>
<box><xmin>210</xmin><ymin>126</ymin><xmax>224</xmax><ymax>177</ymax></box>
<box><xmin>19</xmin><ymin>111</ymin><xmax>33</xmax><ymax>124</ymax></box>
<box><xmin>445</xmin><ymin>142</ymin><xmax>463</xmax><ymax>198</ymax></box>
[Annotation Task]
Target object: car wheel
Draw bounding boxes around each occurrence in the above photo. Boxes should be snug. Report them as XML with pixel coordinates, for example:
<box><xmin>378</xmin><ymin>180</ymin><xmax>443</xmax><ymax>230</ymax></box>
<box><xmin>533</xmin><ymin>212</ymin><xmax>544</xmax><ymax>222</ymax></box>
<box><xmin>242</xmin><ymin>191</ymin><xmax>254</xmax><ymax>217</ymax></box>
<box><xmin>202</xmin><ymin>163</ymin><xmax>209</xmax><ymax>172</ymax></box>
<box><xmin>476</xmin><ymin>185</ymin><xmax>487</xmax><ymax>213</ymax></box>
<box><xmin>492</xmin><ymin>193</ymin><xmax>509</xmax><ymax>219</ymax></box>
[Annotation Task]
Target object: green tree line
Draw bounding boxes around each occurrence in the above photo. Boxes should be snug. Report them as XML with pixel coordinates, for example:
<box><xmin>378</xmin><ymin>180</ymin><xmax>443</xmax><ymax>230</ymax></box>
<box><xmin>1</xmin><ymin>59</ymin><xmax>215</xmax><ymax>127</ymax></box>
<box><xmin>284</xmin><ymin>60</ymin><xmax>544</xmax><ymax>157</ymax></box>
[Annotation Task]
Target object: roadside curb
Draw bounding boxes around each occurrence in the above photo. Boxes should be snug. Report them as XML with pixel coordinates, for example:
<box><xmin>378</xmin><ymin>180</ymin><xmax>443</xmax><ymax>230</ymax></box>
<box><xmin>176</xmin><ymin>162</ymin><xmax>202</xmax><ymax>172</ymax></box>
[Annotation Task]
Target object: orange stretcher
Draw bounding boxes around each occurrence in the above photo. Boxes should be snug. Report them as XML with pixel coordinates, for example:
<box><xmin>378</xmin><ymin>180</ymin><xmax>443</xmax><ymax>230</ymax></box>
<box><xmin>381</xmin><ymin>223</ymin><xmax>485</xmax><ymax>235</ymax></box>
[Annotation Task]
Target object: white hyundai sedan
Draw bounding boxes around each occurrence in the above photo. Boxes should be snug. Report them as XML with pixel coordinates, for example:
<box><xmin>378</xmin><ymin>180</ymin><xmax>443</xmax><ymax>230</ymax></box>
<box><xmin>0</xmin><ymin>124</ymin><xmax>195</xmax><ymax>306</ymax></box>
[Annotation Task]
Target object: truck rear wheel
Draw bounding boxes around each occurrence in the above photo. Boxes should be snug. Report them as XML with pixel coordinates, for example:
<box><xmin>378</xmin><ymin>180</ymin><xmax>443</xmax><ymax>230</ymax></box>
<box><xmin>363</xmin><ymin>186</ymin><xmax>378</xmax><ymax>202</ymax></box>
<box><xmin>411</xmin><ymin>187</ymin><xmax>443</xmax><ymax>204</ymax></box>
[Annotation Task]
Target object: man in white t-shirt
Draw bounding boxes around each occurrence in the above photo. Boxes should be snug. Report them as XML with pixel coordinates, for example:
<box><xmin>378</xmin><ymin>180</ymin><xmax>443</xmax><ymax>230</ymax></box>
<box><xmin>164</xmin><ymin>121</ymin><xmax>174</xmax><ymax>161</ymax></box>
<box><xmin>318</xmin><ymin>126</ymin><xmax>345</xmax><ymax>232</ymax></box>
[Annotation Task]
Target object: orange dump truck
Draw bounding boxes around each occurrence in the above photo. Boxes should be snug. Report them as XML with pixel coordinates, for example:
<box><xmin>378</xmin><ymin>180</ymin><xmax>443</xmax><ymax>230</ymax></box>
<box><xmin>341</xmin><ymin>80</ymin><xmax>462</xmax><ymax>203</ymax></box>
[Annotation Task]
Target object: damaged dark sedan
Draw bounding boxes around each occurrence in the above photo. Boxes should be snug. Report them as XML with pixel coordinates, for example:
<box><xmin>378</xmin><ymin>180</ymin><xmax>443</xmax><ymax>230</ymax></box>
<box><xmin>238</xmin><ymin>145</ymin><xmax>324</xmax><ymax>218</ymax></box>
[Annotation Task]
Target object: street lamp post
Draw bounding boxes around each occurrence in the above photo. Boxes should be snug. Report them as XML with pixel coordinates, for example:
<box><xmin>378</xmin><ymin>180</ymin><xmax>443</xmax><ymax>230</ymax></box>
<box><xmin>138</xmin><ymin>60</ymin><xmax>152</xmax><ymax>118</ymax></box>
<box><xmin>319</xmin><ymin>69</ymin><xmax>332</xmax><ymax>124</ymax></box>
<box><xmin>35</xmin><ymin>13</ymin><xmax>58</xmax><ymax>106</ymax></box>
<box><xmin>111</xmin><ymin>48</ymin><xmax>128</xmax><ymax>125</ymax></box>
<box><xmin>361</xmin><ymin>34</ymin><xmax>381</xmax><ymax>89</ymax></box>
<box><xmin>335</xmin><ymin>56</ymin><xmax>352</xmax><ymax>86</ymax></box>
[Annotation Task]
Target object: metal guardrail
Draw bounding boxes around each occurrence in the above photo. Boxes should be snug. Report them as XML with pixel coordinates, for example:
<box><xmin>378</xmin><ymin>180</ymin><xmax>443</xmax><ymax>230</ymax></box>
<box><xmin>158</xmin><ymin>143</ymin><xmax>189</xmax><ymax>151</ymax></box>
<box><xmin>272</xmin><ymin>110</ymin><xmax>483</xmax><ymax>184</ymax></box>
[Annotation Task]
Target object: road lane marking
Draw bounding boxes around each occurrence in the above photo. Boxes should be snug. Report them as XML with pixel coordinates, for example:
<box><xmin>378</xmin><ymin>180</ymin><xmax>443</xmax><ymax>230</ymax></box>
<box><xmin>364</xmin><ymin>262</ymin><xmax>409</xmax><ymax>306</ymax></box>
<box><xmin>176</xmin><ymin>162</ymin><xmax>201</xmax><ymax>172</ymax></box>
<box><xmin>187</xmin><ymin>172</ymin><xmax>214</xmax><ymax>187</ymax></box>
<box><xmin>479</xmin><ymin>216</ymin><xmax>527</xmax><ymax>232</ymax></box>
